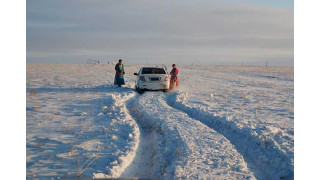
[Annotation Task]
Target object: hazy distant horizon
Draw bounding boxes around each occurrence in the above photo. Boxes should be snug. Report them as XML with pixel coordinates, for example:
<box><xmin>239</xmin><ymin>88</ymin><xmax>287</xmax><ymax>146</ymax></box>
<box><xmin>27</xmin><ymin>0</ymin><xmax>293</xmax><ymax>66</ymax></box>
<box><xmin>26</xmin><ymin>61</ymin><xmax>293</xmax><ymax>67</ymax></box>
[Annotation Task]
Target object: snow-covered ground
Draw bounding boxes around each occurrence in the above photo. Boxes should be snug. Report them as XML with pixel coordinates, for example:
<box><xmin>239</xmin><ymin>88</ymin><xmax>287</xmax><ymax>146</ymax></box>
<box><xmin>26</xmin><ymin>64</ymin><xmax>293</xmax><ymax>179</ymax></box>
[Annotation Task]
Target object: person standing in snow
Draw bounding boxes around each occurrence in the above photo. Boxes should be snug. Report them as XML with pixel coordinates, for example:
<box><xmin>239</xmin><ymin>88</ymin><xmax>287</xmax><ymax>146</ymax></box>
<box><xmin>169</xmin><ymin>64</ymin><xmax>179</xmax><ymax>90</ymax></box>
<box><xmin>114</xmin><ymin>59</ymin><xmax>125</xmax><ymax>87</ymax></box>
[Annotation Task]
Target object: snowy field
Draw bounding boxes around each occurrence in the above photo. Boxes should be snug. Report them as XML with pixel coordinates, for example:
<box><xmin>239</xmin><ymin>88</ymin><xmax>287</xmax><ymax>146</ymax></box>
<box><xmin>26</xmin><ymin>64</ymin><xmax>294</xmax><ymax>179</ymax></box>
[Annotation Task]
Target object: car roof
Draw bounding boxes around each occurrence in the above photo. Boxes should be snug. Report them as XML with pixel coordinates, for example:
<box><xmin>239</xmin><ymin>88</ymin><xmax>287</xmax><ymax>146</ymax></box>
<box><xmin>140</xmin><ymin>67</ymin><xmax>165</xmax><ymax>69</ymax></box>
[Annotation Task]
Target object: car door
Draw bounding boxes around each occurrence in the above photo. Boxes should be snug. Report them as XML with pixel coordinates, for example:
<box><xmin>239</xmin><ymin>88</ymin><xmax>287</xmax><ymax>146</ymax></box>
<box><xmin>136</xmin><ymin>68</ymin><xmax>142</xmax><ymax>87</ymax></box>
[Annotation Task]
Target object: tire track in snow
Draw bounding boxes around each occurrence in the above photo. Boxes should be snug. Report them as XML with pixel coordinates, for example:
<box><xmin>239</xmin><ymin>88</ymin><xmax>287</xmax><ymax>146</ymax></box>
<box><xmin>120</xmin><ymin>94</ymin><xmax>158</xmax><ymax>178</ymax></box>
<box><xmin>166</xmin><ymin>92</ymin><xmax>293</xmax><ymax>180</ymax></box>
<box><xmin>93</xmin><ymin>92</ymin><xmax>140</xmax><ymax>179</ymax></box>
<box><xmin>125</xmin><ymin>92</ymin><xmax>256</xmax><ymax>179</ymax></box>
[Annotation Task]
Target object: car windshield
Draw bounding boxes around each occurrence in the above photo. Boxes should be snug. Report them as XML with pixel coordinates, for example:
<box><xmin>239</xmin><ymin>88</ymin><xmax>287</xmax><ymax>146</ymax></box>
<box><xmin>142</xmin><ymin>68</ymin><xmax>166</xmax><ymax>74</ymax></box>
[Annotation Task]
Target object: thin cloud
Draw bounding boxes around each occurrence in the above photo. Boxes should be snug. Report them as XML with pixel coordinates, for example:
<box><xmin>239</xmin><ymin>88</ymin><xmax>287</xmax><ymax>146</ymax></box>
<box><xmin>27</xmin><ymin>0</ymin><xmax>293</xmax><ymax>65</ymax></box>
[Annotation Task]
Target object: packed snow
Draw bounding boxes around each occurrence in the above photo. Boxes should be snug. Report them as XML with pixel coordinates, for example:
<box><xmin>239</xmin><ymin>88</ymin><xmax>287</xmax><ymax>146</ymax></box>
<box><xmin>26</xmin><ymin>64</ymin><xmax>293</xmax><ymax>179</ymax></box>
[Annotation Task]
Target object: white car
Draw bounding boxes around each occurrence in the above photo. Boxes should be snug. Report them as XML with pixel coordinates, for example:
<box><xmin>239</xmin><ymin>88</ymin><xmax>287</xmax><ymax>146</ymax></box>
<box><xmin>134</xmin><ymin>67</ymin><xmax>170</xmax><ymax>93</ymax></box>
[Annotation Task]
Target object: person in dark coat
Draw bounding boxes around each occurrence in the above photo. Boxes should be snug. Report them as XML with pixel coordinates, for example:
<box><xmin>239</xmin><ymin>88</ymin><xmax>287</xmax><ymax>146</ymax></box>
<box><xmin>114</xmin><ymin>59</ymin><xmax>125</xmax><ymax>87</ymax></box>
<box><xmin>169</xmin><ymin>64</ymin><xmax>178</xmax><ymax>90</ymax></box>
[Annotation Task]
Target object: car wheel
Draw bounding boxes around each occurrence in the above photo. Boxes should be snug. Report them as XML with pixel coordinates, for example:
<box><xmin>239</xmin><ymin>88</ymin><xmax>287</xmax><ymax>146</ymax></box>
<box><xmin>137</xmin><ymin>88</ymin><xmax>144</xmax><ymax>94</ymax></box>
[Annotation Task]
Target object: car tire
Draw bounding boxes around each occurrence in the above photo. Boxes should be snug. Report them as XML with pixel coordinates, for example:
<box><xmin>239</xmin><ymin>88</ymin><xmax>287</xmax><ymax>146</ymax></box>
<box><xmin>136</xmin><ymin>87</ymin><xmax>144</xmax><ymax>94</ymax></box>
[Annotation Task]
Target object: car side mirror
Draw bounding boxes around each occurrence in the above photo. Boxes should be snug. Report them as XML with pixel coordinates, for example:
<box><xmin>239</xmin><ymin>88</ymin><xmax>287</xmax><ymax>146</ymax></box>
<box><xmin>134</xmin><ymin>73</ymin><xmax>138</xmax><ymax>75</ymax></box>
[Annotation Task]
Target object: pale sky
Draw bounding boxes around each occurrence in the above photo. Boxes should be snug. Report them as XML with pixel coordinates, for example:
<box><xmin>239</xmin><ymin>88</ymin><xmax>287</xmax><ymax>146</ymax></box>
<box><xmin>27</xmin><ymin>0</ymin><xmax>293</xmax><ymax>66</ymax></box>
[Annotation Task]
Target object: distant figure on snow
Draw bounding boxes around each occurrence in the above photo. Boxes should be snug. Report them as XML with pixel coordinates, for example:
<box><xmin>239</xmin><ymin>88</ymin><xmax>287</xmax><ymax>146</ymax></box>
<box><xmin>169</xmin><ymin>64</ymin><xmax>179</xmax><ymax>90</ymax></box>
<box><xmin>114</xmin><ymin>59</ymin><xmax>125</xmax><ymax>87</ymax></box>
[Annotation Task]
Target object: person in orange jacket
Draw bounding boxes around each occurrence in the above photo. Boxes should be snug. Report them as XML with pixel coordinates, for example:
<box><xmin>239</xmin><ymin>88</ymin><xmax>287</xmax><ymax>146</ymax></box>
<box><xmin>169</xmin><ymin>64</ymin><xmax>179</xmax><ymax>90</ymax></box>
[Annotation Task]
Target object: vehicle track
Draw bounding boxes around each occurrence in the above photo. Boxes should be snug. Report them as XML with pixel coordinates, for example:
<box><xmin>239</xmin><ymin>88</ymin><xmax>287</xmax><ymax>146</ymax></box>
<box><xmin>165</xmin><ymin>92</ymin><xmax>294</xmax><ymax>180</ymax></box>
<box><xmin>124</xmin><ymin>92</ymin><xmax>256</xmax><ymax>179</ymax></box>
<box><xmin>120</xmin><ymin>94</ymin><xmax>158</xmax><ymax>178</ymax></box>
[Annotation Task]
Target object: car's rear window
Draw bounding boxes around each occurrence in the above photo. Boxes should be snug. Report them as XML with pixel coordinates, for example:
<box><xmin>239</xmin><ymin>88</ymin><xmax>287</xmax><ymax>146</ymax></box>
<box><xmin>142</xmin><ymin>68</ymin><xmax>166</xmax><ymax>74</ymax></box>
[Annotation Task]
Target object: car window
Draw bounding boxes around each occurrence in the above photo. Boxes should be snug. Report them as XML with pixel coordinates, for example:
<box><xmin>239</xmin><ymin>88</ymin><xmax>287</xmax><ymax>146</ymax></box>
<box><xmin>142</xmin><ymin>68</ymin><xmax>166</xmax><ymax>74</ymax></box>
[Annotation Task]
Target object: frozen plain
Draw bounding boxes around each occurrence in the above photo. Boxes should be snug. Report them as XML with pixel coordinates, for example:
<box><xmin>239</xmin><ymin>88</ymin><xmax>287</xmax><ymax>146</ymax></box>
<box><xmin>26</xmin><ymin>64</ymin><xmax>294</xmax><ymax>179</ymax></box>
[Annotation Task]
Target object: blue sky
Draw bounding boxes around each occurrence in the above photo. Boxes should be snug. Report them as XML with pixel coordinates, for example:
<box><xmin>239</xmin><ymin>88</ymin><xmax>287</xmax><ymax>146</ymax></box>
<box><xmin>27</xmin><ymin>0</ymin><xmax>293</xmax><ymax>66</ymax></box>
